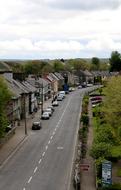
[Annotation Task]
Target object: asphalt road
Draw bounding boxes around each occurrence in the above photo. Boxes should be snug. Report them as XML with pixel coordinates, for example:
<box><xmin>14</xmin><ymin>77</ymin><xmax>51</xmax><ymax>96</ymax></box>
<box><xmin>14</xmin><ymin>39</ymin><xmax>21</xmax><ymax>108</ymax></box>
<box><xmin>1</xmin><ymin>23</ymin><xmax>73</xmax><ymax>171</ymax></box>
<box><xmin>0</xmin><ymin>87</ymin><xmax>98</xmax><ymax>190</ymax></box>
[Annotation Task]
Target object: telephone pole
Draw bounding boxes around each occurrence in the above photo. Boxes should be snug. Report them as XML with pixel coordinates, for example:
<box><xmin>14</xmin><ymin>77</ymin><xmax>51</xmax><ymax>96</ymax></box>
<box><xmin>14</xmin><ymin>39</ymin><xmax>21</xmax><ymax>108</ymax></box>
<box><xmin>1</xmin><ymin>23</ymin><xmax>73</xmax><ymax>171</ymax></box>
<box><xmin>24</xmin><ymin>93</ymin><xmax>27</xmax><ymax>135</ymax></box>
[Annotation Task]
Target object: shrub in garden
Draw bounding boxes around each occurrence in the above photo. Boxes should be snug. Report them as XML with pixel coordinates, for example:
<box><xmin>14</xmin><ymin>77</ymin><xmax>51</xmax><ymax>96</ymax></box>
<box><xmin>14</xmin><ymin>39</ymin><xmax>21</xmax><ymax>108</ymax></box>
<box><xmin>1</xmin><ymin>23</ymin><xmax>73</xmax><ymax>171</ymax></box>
<box><xmin>82</xmin><ymin>96</ymin><xmax>89</xmax><ymax>114</ymax></box>
<box><xmin>98</xmin><ymin>183</ymin><xmax>121</xmax><ymax>190</ymax></box>
<box><xmin>81</xmin><ymin>114</ymin><xmax>89</xmax><ymax>126</ymax></box>
<box><xmin>94</xmin><ymin>126</ymin><xmax>116</xmax><ymax>145</ymax></box>
<box><xmin>90</xmin><ymin>142</ymin><xmax>112</xmax><ymax>159</ymax></box>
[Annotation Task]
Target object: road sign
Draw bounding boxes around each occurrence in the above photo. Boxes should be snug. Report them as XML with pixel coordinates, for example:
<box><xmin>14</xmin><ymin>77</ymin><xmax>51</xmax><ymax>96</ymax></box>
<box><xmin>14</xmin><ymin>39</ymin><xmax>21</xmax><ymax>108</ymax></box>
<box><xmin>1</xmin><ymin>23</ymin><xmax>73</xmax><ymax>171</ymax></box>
<box><xmin>102</xmin><ymin>161</ymin><xmax>112</xmax><ymax>186</ymax></box>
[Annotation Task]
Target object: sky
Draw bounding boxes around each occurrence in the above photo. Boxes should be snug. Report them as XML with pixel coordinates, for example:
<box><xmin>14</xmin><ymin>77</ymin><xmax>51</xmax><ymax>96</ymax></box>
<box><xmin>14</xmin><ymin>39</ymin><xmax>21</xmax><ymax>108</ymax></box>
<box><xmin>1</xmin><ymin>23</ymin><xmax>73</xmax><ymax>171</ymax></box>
<box><xmin>0</xmin><ymin>0</ymin><xmax>121</xmax><ymax>59</ymax></box>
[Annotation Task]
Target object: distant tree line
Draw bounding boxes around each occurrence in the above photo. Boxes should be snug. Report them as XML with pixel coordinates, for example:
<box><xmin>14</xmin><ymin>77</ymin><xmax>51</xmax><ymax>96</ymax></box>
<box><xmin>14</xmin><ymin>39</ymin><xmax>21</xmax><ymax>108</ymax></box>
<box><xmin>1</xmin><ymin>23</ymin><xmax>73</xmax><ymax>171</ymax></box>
<box><xmin>7</xmin><ymin>57</ymin><xmax>110</xmax><ymax>76</ymax></box>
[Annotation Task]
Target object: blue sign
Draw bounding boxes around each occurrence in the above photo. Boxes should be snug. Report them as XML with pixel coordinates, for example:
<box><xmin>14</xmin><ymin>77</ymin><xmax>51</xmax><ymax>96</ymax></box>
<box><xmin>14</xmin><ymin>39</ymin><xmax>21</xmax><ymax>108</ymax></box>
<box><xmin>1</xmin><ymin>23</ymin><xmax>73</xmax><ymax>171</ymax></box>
<box><xmin>102</xmin><ymin>161</ymin><xmax>112</xmax><ymax>186</ymax></box>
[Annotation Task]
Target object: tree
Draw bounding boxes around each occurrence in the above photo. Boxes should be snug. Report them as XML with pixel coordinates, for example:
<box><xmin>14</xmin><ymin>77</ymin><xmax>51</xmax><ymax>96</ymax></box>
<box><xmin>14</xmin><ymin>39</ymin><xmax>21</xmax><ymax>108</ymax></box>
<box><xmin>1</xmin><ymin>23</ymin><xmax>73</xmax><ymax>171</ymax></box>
<box><xmin>109</xmin><ymin>51</ymin><xmax>121</xmax><ymax>71</ymax></box>
<box><xmin>10</xmin><ymin>63</ymin><xmax>24</xmax><ymax>73</ymax></box>
<box><xmin>51</xmin><ymin>60</ymin><xmax>65</xmax><ymax>72</ymax></box>
<box><xmin>24</xmin><ymin>60</ymin><xmax>50</xmax><ymax>76</ymax></box>
<box><xmin>91</xmin><ymin>57</ymin><xmax>100</xmax><ymax>70</ymax></box>
<box><xmin>102</xmin><ymin>76</ymin><xmax>121</xmax><ymax>141</ymax></box>
<box><xmin>0</xmin><ymin>77</ymin><xmax>12</xmax><ymax>137</ymax></box>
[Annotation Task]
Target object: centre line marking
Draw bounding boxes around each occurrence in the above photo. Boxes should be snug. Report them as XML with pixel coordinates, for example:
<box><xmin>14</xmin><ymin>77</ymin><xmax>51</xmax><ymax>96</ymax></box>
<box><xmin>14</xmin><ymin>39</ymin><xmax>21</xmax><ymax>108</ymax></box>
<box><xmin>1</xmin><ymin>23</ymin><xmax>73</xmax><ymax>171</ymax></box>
<box><xmin>50</xmin><ymin>136</ymin><xmax>53</xmax><ymax>140</ymax></box>
<box><xmin>48</xmin><ymin>140</ymin><xmax>51</xmax><ymax>144</ymax></box>
<box><xmin>23</xmin><ymin>188</ymin><xmax>26</xmax><ymax>190</ymax></box>
<box><xmin>42</xmin><ymin>152</ymin><xmax>45</xmax><ymax>157</ymax></box>
<box><xmin>53</xmin><ymin>131</ymin><xmax>55</xmax><ymax>135</ymax></box>
<box><xmin>45</xmin><ymin>145</ymin><xmax>48</xmax><ymax>150</ymax></box>
<box><xmin>28</xmin><ymin>176</ymin><xmax>32</xmax><ymax>183</ymax></box>
<box><xmin>34</xmin><ymin>167</ymin><xmax>38</xmax><ymax>173</ymax></box>
<box><xmin>38</xmin><ymin>158</ymin><xmax>42</xmax><ymax>164</ymax></box>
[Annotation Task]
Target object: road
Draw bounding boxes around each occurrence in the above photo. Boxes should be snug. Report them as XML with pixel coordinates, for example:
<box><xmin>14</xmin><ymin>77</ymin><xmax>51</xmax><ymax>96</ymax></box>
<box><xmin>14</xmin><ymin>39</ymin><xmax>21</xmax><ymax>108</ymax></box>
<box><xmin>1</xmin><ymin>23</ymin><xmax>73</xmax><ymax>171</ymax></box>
<box><xmin>0</xmin><ymin>87</ymin><xmax>98</xmax><ymax>190</ymax></box>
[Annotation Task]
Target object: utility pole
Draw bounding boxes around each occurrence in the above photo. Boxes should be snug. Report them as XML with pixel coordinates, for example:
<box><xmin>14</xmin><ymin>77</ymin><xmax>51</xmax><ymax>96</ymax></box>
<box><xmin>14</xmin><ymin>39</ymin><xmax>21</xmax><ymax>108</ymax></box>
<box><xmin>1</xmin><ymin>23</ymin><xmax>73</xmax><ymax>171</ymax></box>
<box><xmin>24</xmin><ymin>93</ymin><xmax>27</xmax><ymax>135</ymax></box>
<box><xmin>41</xmin><ymin>82</ymin><xmax>44</xmax><ymax>116</ymax></box>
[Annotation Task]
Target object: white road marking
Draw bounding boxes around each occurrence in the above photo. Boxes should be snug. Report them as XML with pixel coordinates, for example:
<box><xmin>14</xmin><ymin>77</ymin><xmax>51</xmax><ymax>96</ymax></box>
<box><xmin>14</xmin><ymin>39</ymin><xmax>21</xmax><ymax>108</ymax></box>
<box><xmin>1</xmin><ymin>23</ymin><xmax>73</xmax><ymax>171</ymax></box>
<box><xmin>42</xmin><ymin>152</ymin><xmax>45</xmax><ymax>157</ymax></box>
<box><xmin>45</xmin><ymin>145</ymin><xmax>48</xmax><ymax>150</ymax></box>
<box><xmin>34</xmin><ymin>167</ymin><xmax>38</xmax><ymax>173</ymax></box>
<box><xmin>53</xmin><ymin>131</ymin><xmax>55</xmax><ymax>135</ymax></box>
<box><xmin>28</xmin><ymin>176</ymin><xmax>32</xmax><ymax>184</ymax></box>
<box><xmin>57</xmin><ymin>147</ymin><xmax>64</xmax><ymax>150</ymax></box>
<box><xmin>50</xmin><ymin>136</ymin><xmax>53</xmax><ymax>140</ymax></box>
<box><xmin>38</xmin><ymin>158</ymin><xmax>42</xmax><ymax>164</ymax></box>
<box><xmin>24</xmin><ymin>98</ymin><xmax>72</xmax><ymax>189</ymax></box>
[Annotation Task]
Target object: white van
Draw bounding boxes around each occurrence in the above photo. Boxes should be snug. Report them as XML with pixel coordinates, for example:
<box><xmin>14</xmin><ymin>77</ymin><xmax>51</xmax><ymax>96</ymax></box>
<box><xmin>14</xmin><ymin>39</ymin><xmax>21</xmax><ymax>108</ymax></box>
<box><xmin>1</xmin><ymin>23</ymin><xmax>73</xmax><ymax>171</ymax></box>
<box><xmin>58</xmin><ymin>91</ymin><xmax>65</xmax><ymax>98</ymax></box>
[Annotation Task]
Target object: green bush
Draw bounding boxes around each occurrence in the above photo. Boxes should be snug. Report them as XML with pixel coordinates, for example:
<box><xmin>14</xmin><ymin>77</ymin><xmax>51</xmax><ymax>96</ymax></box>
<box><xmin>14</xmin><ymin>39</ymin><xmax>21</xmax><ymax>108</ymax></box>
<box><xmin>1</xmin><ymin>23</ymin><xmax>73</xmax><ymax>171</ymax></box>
<box><xmin>78</xmin><ymin>126</ymin><xmax>88</xmax><ymax>142</ymax></box>
<box><xmin>117</xmin><ymin>168</ymin><xmax>121</xmax><ymax>177</ymax></box>
<box><xmin>94</xmin><ymin>126</ymin><xmax>116</xmax><ymax>145</ymax></box>
<box><xmin>111</xmin><ymin>146</ymin><xmax>121</xmax><ymax>160</ymax></box>
<box><xmin>81</xmin><ymin>114</ymin><xmax>89</xmax><ymax>126</ymax></box>
<box><xmin>90</xmin><ymin>142</ymin><xmax>112</xmax><ymax>159</ymax></box>
<box><xmin>95</xmin><ymin>157</ymin><xmax>106</xmax><ymax>179</ymax></box>
<box><xmin>82</xmin><ymin>96</ymin><xmax>89</xmax><ymax>114</ymax></box>
<box><xmin>99</xmin><ymin>183</ymin><xmax>121</xmax><ymax>190</ymax></box>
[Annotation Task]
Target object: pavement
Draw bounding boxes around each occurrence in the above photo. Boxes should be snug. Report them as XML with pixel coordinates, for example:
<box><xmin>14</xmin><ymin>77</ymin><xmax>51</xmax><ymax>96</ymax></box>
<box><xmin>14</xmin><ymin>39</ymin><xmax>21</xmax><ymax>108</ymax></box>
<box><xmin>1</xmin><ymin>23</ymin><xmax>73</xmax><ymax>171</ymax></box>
<box><xmin>0</xmin><ymin>97</ymin><xmax>52</xmax><ymax>167</ymax></box>
<box><xmin>80</xmin><ymin>100</ymin><xmax>96</xmax><ymax>190</ymax></box>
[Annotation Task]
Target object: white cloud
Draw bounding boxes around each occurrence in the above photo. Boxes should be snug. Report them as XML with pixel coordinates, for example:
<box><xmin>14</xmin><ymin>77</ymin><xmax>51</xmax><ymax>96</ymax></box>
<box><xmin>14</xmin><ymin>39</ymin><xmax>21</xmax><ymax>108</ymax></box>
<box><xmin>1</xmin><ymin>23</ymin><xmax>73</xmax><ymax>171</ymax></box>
<box><xmin>0</xmin><ymin>0</ymin><xmax>121</xmax><ymax>58</ymax></box>
<box><xmin>44</xmin><ymin>0</ymin><xmax>121</xmax><ymax>10</ymax></box>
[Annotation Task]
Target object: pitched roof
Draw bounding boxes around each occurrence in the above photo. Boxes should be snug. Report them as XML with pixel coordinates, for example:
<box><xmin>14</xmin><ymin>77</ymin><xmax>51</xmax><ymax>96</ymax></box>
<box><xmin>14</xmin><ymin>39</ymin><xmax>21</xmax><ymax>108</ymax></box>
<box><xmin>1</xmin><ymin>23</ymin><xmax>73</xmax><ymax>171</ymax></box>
<box><xmin>27</xmin><ymin>77</ymin><xmax>49</xmax><ymax>88</ymax></box>
<box><xmin>22</xmin><ymin>81</ymin><xmax>37</xmax><ymax>93</ymax></box>
<box><xmin>54</xmin><ymin>72</ymin><xmax>64</xmax><ymax>80</ymax></box>
<box><xmin>91</xmin><ymin>71</ymin><xmax>110</xmax><ymax>77</ymax></box>
<box><xmin>82</xmin><ymin>70</ymin><xmax>93</xmax><ymax>77</ymax></box>
<box><xmin>49</xmin><ymin>73</ymin><xmax>59</xmax><ymax>81</ymax></box>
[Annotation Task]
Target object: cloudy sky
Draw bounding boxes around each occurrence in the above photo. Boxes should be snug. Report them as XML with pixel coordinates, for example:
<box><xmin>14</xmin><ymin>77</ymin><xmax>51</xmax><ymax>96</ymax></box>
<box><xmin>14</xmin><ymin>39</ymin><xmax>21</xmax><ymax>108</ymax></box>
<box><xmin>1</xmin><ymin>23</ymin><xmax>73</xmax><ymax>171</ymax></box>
<box><xmin>0</xmin><ymin>0</ymin><xmax>121</xmax><ymax>59</ymax></box>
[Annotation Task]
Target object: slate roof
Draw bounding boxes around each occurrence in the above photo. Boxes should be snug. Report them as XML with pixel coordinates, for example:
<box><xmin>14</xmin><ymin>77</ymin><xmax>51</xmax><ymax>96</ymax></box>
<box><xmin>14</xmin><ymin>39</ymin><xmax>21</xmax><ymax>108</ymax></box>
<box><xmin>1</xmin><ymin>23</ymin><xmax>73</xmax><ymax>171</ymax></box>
<box><xmin>54</xmin><ymin>72</ymin><xmax>64</xmax><ymax>80</ymax></box>
<box><xmin>22</xmin><ymin>81</ymin><xmax>37</xmax><ymax>93</ymax></box>
<box><xmin>81</xmin><ymin>70</ymin><xmax>93</xmax><ymax>77</ymax></box>
<box><xmin>46</xmin><ymin>75</ymin><xmax>54</xmax><ymax>82</ymax></box>
<box><xmin>91</xmin><ymin>71</ymin><xmax>110</xmax><ymax>77</ymax></box>
<box><xmin>49</xmin><ymin>73</ymin><xmax>59</xmax><ymax>81</ymax></box>
<box><xmin>27</xmin><ymin>77</ymin><xmax>49</xmax><ymax>88</ymax></box>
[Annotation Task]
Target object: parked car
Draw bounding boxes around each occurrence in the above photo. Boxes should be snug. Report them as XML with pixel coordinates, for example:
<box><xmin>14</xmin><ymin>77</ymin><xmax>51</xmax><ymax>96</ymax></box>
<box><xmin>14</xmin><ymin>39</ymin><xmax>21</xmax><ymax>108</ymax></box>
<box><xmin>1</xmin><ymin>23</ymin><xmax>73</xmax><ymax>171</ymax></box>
<box><xmin>78</xmin><ymin>85</ymin><xmax>82</xmax><ymax>89</ymax></box>
<box><xmin>44</xmin><ymin>108</ymin><xmax>53</xmax><ymax>116</ymax></box>
<box><xmin>41</xmin><ymin>112</ymin><xmax>50</xmax><ymax>120</ymax></box>
<box><xmin>58</xmin><ymin>91</ymin><xmax>65</xmax><ymax>98</ymax></box>
<box><xmin>57</xmin><ymin>95</ymin><xmax>63</xmax><ymax>101</ymax></box>
<box><xmin>48</xmin><ymin>105</ymin><xmax>55</xmax><ymax>113</ymax></box>
<box><xmin>87</xmin><ymin>83</ymin><xmax>93</xmax><ymax>87</ymax></box>
<box><xmin>52</xmin><ymin>100</ymin><xmax>59</xmax><ymax>106</ymax></box>
<box><xmin>69</xmin><ymin>87</ymin><xmax>75</xmax><ymax>91</ymax></box>
<box><xmin>82</xmin><ymin>82</ymin><xmax>87</xmax><ymax>88</ymax></box>
<box><xmin>32</xmin><ymin>121</ymin><xmax>42</xmax><ymax>130</ymax></box>
<box><xmin>5</xmin><ymin>124</ymin><xmax>12</xmax><ymax>132</ymax></box>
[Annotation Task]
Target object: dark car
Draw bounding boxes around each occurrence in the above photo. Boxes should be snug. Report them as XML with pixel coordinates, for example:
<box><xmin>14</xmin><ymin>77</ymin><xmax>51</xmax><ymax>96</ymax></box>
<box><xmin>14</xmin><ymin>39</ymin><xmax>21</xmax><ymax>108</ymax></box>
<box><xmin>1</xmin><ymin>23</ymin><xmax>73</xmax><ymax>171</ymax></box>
<box><xmin>32</xmin><ymin>121</ymin><xmax>42</xmax><ymax>130</ymax></box>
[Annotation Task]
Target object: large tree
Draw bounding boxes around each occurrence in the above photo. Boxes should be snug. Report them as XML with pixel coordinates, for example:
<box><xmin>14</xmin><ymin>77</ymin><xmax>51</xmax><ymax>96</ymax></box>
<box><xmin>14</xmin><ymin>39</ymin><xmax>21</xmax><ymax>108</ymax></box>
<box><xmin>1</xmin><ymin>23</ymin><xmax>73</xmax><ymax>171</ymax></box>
<box><xmin>109</xmin><ymin>51</ymin><xmax>121</xmax><ymax>71</ymax></box>
<box><xmin>0</xmin><ymin>77</ymin><xmax>12</xmax><ymax>137</ymax></box>
<box><xmin>91</xmin><ymin>57</ymin><xmax>100</xmax><ymax>70</ymax></box>
<box><xmin>66</xmin><ymin>59</ymin><xmax>89</xmax><ymax>72</ymax></box>
<box><xmin>51</xmin><ymin>60</ymin><xmax>65</xmax><ymax>72</ymax></box>
<box><xmin>102</xmin><ymin>76</ymin><xmax>121</xmax><ymax>141</ymax></box>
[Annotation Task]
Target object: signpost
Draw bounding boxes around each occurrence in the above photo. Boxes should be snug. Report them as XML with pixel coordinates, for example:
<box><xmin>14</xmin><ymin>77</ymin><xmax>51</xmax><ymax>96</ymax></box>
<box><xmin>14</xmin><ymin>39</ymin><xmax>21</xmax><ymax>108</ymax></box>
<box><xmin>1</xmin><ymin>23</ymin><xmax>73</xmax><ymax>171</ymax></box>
<box><xmin>102</xmin><ymin>161</ymin><xmax>112</xmax><ymax>186</ymax></box>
